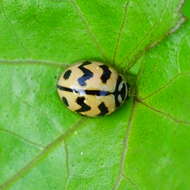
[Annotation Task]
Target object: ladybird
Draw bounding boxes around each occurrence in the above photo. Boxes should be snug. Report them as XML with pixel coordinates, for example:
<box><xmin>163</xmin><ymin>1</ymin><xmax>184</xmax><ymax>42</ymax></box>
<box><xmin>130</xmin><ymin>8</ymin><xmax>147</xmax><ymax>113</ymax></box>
<box><xmin>57</xmin><ymin>61</ymin><xmax>128</xmax><ymax>117</ymax></box>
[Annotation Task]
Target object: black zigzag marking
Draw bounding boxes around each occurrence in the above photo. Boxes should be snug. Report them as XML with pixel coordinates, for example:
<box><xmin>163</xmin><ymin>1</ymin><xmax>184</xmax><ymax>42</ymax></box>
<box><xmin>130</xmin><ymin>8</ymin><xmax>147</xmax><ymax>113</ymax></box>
<box><xmin>78</xmin><ymin>61</ymin><xmax>93</xmax><ymax>86</ymax></box>
<box><xmin>76</xmin><ymin>97</ymin><xmax>91</xmax><ymax>113</ymax></box>
<box><xmin>98</xmin><ymin>102</ymin><xmax>109</xmax><ymax>116</ymax></box>
<box><xmin>99</xmin><ymin>65</ymin><xmax>111</xmax><ymax>83</ymax></box>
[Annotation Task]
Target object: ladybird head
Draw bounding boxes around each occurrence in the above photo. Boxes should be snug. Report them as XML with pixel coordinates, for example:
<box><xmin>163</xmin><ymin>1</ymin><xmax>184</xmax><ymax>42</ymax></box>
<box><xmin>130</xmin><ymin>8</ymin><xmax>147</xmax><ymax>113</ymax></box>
<box><xmin>114</xmin><ymin>75</ymin><xmax>128</xmax><ymax>108</ymax></box>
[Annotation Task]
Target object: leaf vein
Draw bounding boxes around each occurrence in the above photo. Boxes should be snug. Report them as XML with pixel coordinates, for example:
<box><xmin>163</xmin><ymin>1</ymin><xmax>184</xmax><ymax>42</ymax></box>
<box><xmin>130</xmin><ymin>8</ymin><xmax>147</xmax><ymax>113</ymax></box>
<box><xmin>124</xmin><ymin>0</ymin><xmax>186</xmax><ymax>71</ymax></box>
<box><xmin>136</xmin><ymin>98</ymin><xmax>190</xmax><ymax>126</ymax></box>
<box><xmin>0</xmin><ymin>128</ymin><xmax>44</xmax><ymax>150</ymax></box>
<box><xmin>140</xmin><ymin>72</ymin><xmax>190</xmax><ymax>100</ymax></box>
<box><xmin>0</xmin><ymin>118</ymin><xmax>86</xmax><ymax>190</ymax></box>
<box><xmin>70</xmin><ymin>0</ymin><xmax>108</xmax><ymax>61</ymax></box>
<box><xmin>112</xmin><ymin>1</ymin><xmax>130</xmax><ymax>64</ymax></box>
<box><xmin>112</xmin><ymin>99</ymin><xmax>136</xmax><ymax>190</ymax></box>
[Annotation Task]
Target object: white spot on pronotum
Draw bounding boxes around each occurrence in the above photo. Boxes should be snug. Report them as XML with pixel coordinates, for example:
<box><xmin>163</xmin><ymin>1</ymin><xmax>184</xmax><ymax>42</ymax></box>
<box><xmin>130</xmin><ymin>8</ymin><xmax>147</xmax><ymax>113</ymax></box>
<box><xmin>118</xmin><ymin>81</ymin><xmax>124</xmax><ymax>91</ymax></box>
<box><xmin>118</xmin><ymin>95</ymin><xmax>122</xmax><ymax>103</ymax></box>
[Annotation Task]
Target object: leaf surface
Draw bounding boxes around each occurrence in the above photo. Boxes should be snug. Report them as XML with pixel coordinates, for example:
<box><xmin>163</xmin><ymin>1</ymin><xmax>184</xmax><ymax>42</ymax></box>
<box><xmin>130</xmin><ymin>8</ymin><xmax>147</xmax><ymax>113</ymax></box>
<box><xmin>0</xmin><ymin>0</ymin><xmax>189</xmax><ymax>189</ymax></box>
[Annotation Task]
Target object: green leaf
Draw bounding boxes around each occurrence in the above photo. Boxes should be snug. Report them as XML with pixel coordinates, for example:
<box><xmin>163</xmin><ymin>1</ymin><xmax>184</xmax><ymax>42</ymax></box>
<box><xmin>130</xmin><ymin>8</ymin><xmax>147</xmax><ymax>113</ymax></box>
<box><xmin>0</xmin><ymin>0</ymin><xmax>189</xmax><ymax>189</ymax></box>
